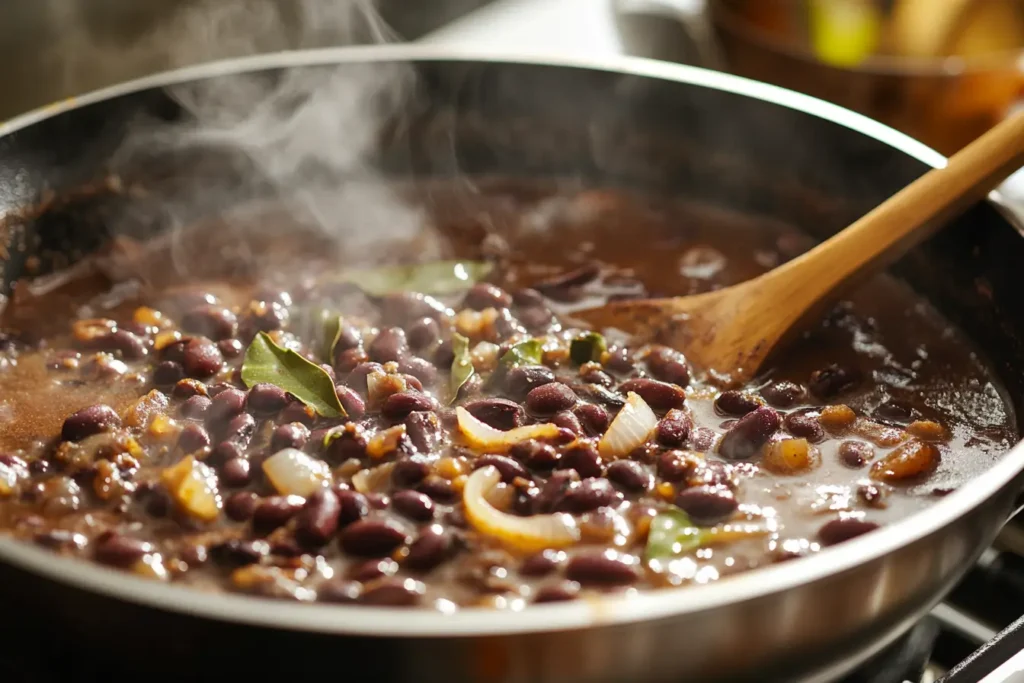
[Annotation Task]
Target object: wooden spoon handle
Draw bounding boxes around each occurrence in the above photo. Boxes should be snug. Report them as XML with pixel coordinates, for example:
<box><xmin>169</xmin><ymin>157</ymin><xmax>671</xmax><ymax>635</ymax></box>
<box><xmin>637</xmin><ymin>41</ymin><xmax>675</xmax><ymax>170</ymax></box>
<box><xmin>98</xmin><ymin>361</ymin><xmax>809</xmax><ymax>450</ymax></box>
<box><xmin>762</xmin><ymin>109</ymin><xmax>1024</xmax><ymax>305</ymax></box>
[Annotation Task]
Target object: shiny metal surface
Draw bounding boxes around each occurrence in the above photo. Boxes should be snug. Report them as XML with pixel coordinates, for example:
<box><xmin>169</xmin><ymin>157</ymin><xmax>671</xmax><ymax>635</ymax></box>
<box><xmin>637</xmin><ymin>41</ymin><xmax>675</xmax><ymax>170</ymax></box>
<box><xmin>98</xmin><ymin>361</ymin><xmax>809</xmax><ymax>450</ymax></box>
<box><xmin>1</xmin><ymin>46</ymin><xmax>1023</xmax><ymax>683</ymax></box>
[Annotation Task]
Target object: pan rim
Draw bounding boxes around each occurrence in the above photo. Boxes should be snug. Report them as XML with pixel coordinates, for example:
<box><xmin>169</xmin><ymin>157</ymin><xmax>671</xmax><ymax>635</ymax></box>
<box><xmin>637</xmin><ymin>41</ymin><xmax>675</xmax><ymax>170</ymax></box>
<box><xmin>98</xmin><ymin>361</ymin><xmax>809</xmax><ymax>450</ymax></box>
<box><xmin>0</xmin><ymin>44</ymin><xmax>1021</xmax><ymax>637</ymax></box>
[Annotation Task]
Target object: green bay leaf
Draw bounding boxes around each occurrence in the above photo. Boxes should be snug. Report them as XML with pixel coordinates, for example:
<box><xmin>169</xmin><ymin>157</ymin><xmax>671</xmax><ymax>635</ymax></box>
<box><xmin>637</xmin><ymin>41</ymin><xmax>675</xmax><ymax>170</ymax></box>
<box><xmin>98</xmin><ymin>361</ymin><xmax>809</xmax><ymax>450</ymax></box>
<box><xmin>340</xmin><ymin>260</ymin><xmax>493</xmax><ymax>297</ymax></box>
<box><xmin>499</xmin><ymin>338</ymin><xmax>544</xmax><ymax>368</ymax></box>
<box><xmin>241</xmin><ymin>332</ymin><xmax>345</xmax><ymax>418</ymax></box>
<box><xmin>645</xmin><ymin>508</ymin><xmax>704</xmax><ymax>562</ymax></box>
<box><xmin>449</xmin><ymin>332</ymin><xmax>475</xmax><ymax>404</ymax></box>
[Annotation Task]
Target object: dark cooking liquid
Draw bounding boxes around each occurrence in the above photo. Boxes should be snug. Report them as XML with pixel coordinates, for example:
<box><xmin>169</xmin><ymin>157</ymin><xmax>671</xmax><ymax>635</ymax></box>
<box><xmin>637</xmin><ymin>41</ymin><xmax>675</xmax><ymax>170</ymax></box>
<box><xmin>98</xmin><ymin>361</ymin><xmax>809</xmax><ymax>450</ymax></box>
<box><xmin>0</xmin><ymin>179</ymin><xmax>1014</xmax><ymax>608</ymax></box>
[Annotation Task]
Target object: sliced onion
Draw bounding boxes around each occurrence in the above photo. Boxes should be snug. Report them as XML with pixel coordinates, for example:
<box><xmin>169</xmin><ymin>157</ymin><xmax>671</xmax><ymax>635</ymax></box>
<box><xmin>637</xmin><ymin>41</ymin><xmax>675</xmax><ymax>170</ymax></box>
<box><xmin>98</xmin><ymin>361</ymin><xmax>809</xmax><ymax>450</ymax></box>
<box><xmin>351</xmin><ymin>462</ymin><xmax>395</xmax><ymax>494</ymax></box>
<box><xmin>262</xmin><ymin>448</ymin><xmax>330</xmax><ymax>497</ymax></box>
<box><xmin>366</xmin><ymin>369</ymin><xmax>408</xmax><ymax>407</ymax></box>
<box><xmin>456</xmin><ymin>407</ymin><xmax>560</xmax><ymax>452</ymax></box>
<box><xmin>160</xmin><ymin>455</ymin><xmax>221</xmax><ymax>522</ymax></box>
<box><xmin>470</xmin><ymin>341</ymin><xmax>501</xmax><ymax>372</ymax></box>
<box><xmin>464</xmin><ymin>466</ymin><xmax>580</xmax><ymax>552</ymax></box>
<box><xmin>598</xmin><ymin>391</ymin><xmax>658</xmax><ymax>459</ymax></box>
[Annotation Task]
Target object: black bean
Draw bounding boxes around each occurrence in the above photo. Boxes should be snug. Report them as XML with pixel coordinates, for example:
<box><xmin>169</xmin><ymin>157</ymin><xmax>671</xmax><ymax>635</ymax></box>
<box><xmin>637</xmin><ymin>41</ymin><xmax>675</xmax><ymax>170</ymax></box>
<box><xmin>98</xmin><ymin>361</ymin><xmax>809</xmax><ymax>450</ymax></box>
<box><xmin>398</xmin><ymin>356</ymin><xmax>438</xmax><ymax>387</ymax></box>
<box><xmin>369</xmin><ymin>327</ymin><xmax>408</xmax><ymax>363</ymax></box>
<box><xmin>205</xmin><ymin>389</ymin><xmax>245</xmax><ymax>427</ymax></box>
<box><xmin>407</xmin><ymin>317</ymin><xmax>441</xmax><ymax>350</ymax></box>
<box><xmin>518</xmin><ymin>305</ymin><xmax>556</xmax><ymax>332</ymax></box>
<box><xmin>271</xmin><ymin>423</ymin><xmax>310</xmax><ymax>451</ymax></box>
<box><xmin>333</xmin><ymin>385</ymin><xmax>366</xmax><ymax>419</ymax></box>
<box><xmin>873</xmin><ymin>400</ymin><xmax>915</xmax><ymax>424</ymax></box>
<box><xmin>210</xmin><ymin>539</ymin><xmax>269</xmax><ymax>567</ymax></box>
<box><xmin>761</xmin><ymin>380</ymin><xmax>805</xmax><ymax>408</ymax></box>
<box><xmin>334</xmin><ymin>347</ymin><xmax>369</xmax><ymax>374</ymax></box>
<box><xmin>99</xmin><ymin>330</ymin><xmax>149</xmax><ymax>360</ymax></box>
<box><xmin>688</xmin><ymin>426</ymin><xmax>717</xmax><ymax>452</ymax></box>
<box><xmin>381</xmin><ymin>391</ymin><xmax>437</xmax><ymax>421</ymax></box>
<box><xmin>391</xmin><ymin>490</ymin><xmax>436</xmax><ymax>522</ymax></box>
<box><xmin>172</xmin><ymin>378</ymin><xmax>208</xmax><ymax>400</ymax></box>
<box><xmin>181</xmin><ymin>305</ymin><xmax>237</xmax><ymax>341</ymax></box>
<box><xmin>325</xmin><ymin>425</ymin><xmax>368</xmax><ymax>463</ymax></box>
<box><xmin>221</xmin><ymin>413</ymin><xmax>256</xmax><ymax>447</ymax></box>
<box><xmin>405</xmin><ymin>411</ymin><xmax>441</xmax><ymax>454</ymax></box>
<box><xmin>534</xmin><ymin>582</ymin><xmax>580</xmax><ymax>603</ymax></box>
<box><xmin>809</xmin><ymin>364</ymin><xmax>860</xmax><ymax>399</ymax></box>
<box><xmin>337</xmin><ymin>490</ymin><xmax>370</xmax><ymax>527</ymax></box>
<box><xmin>574</xmin><ymin>403</ymin><xmax>610</xmax><ymax>436</ymax></box>
<box><xmin>553</xmin><ymin>478</ymin><xmax>621</xmax><ymax>513</ymax></box>
<box><xmin>405</xmin><ymin>526</ymin><xmax>452</xmax><ymax>571</ymax></box>
<box><xmin>475</xmin><ymin>455</ymin><xmax>529</xmax><ymax>483</ymax></box>
<box><xmin>318</xmin><ymin>579</ymin><xmax>362</xmax><ymax>603</ymax></box>
<box><xmin>566</xmin><ymin>551</ymin><xmax>639</xmax><ymax>586</ymax></box>
<box><xmin>253</xmin><ymin>495</ymin><xmax>305</xmax><ymax>532</ymax></box>
<box><xmin>839</xmin><ymin>440</ymin><xmax>873</xmax><ymax>468</ymax></box>
<box><xmin>347</xmin><ymin>362</ymin><xmax>385</xmax><ymax>395</ymax></box>
<box><xmin>462</xmin><ymin>283</ymin><xmax>512</xmax><ymax>311</ymax></box>
<box><xmin>182</xmin><ymin>337</ymin><xmax>223</xmax><ymax>378</ymax></box>
<box><xmin>209</xmin><ymin>441</ymin><xmax>244</xmax><ymax>468</ymax></box>
<box><xmin>857</xmin><ymin>482</ymin><xmax>891</xmax><ymax>508</ymax></box>
<box><xmin>579</xmin><ymin>365</ymin><xmax>614</xmax><ymax>388</ymax></box>
<box><xmin>535</xmin><ymin>470</ymin><xmax>580</xmax><ymax>513</ymax></box>
<box><xmin>718</xmin><ymin>406</ymin><xmax>780</xmax><ymax>460</ymax></box>
<box><xmin>94</xmin><ymin>532</ymin><xmax>153</xmax><ymax>567</ymax></box>
<box><xmin>246</xmin><ymin>383</ymin><xmax>288</xmax><ymax>416</ymax></box>
<box><xmin>520</xmin><ymin>549</ymin><xmax>565</xmax><ymax>577</ymax></box>
<box><xmin>511</xmin><ymin>440</ymin><xmax>560</xmax><ymax>471</ymax></box>
<box><xmin>61</xmin><ymin>404</ymin><xmax>121</xmax><ymax>442</ymax></box>
<box><xmin>153</xmin><ymin>361</ymin><xmax>185</xmax><ymax>387</ymax></box>
<box><xmin>784</xmin><ymin>410</ymin><xmax>825</xmax><ymax>442</ymax></box>
<box><xmin>558</xmin><ymin>441</ymin><xmax>603</xmax><ymax>478</ymax></box>
<box><xmin>604</xmin><ymin>346</ymin><xmax>636</xmax><ymax>375</ymax></box>
<box><xmin>646</xmin><ymin>346</ymin><xmax>691</xmax><ymax>388</ymax></box>
<box><xmin>607</xmin><ymin>460</ymin><xmax>653</xmax><ymax>493</ymax></box>
<box><xmin>350</xmin><ymin>557</ymin><xmax>399</xmax><ymax>582</ymax></box>
<box><xmin>655</xmin><ymin>409</ymin><xmax>692</xmax><ymax>447</ymax></box>
<box><xmin>379</xmin><ymin>292</ymin><xmax>450</xmax><ymax>326</ymax></box>
<box><xmin>715</xmin><ymin>390</ymin><xmax>762</xmax><ymax>416</ymax></box>
<box><xmin>32</xmin><ymin>529</ymin><xmax>86</xmax><ymax>551</ymax></box>
<box><xmin>550</xmin><ymin>411</ymin><xmax>582</xmax><ymax>437</ymax></box>
<box><xmin>505</xmin><ymin>365</ymin><xmax>556</xmax><ymax>400</ymax></box>
<box><xmin>246</xmin><ymin>300</ymin><xmax>289</xmax><ymax>333</ymax></box>
<box><xmin>177</xmin><ymin>423</ymin><xmax>210</xmax><ymax>453</ymax></box>
<box><xmin>675</xmin><ymin>485</ymin><xmax>738</xmax><ymax>525</ymax></box>
<box><xmin>618</xmin><ymin>378</ymin><xmax>686</xmax><ymax>412</ymax></box>
<box><xmin>658</xmin><ymin>450</ymin><xmax>699</xmax><ymax>482</ymax></box>
<box><xmin>417</xmin><ymin>476</ymin><xmax>458</xmax><ymax>503</ymax></box>
<box><xmin>525</xmin><ymin>382</ymin><xmax>577</xmax><ymax>415</ymax></box>
<box><xmin>464</xmin><ymin>398</ymin><xmax>525</xmax><ymax>431</ymax></box>
<box><xmin>218</xmin><ymin>338</ymin><xmax>244</xmax><ymax>358</ymax></box>
<box><xmin>295</xmin><ymin>489</ymin><xmax>341</xmax><ymax>546</ymax></box>
<box><xmin>331</xmin><ymin>322</ymin><xmax>362</xmax><ymax>354</ymax></box>
<box><xmin>818</xmin><ymin>517</ymin><xmax>879</xmax><ymax>546</ymax></box>
<box><xmin>360</xmin><ymin>578</ymin><xmax>425</xmax><ymax>606</ymax></box>
<box><xmin>340</xmin><ymin>519</ymin><xmax>411</xmax><ymax>557</ymax></box>
<box><xmin>220</xmin><ymin>457</ymin><xmax>252</xmax><ymax>488</ymax></box>
<box><xmin>225</xmin><ymin>491</ymin><xmax>259</xmax><ymax>521</ymax></box>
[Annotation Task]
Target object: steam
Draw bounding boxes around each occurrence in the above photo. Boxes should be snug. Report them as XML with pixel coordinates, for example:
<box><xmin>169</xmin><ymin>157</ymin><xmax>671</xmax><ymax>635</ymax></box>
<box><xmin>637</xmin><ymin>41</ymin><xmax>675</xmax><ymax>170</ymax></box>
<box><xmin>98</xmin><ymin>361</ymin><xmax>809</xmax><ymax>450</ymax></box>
<box><xmin>105</xmin><ymin>0</ymin><xmax>440</xmax><ymax>285</ymax></box>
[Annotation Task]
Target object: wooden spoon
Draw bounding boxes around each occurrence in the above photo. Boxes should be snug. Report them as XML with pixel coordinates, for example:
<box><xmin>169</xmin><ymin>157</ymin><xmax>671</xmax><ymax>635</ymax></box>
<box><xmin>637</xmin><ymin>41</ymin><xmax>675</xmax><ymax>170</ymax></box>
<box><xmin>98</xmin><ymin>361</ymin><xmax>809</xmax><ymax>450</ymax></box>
<box><xmin>574</xmin><ymin>109</ymin><xmax>1024</xmax><ymax>385</ymax></box>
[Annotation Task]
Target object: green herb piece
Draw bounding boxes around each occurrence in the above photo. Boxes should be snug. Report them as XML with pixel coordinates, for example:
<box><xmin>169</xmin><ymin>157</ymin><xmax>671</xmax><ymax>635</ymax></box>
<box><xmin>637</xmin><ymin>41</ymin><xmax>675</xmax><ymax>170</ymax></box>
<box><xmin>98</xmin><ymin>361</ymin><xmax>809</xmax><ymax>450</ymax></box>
<box><xmin>499</xmin><ymin>338</ymin><xmax>544</xmax><ymax>368</ymax></box>
<box><xmin>241</xmin><ymin>332</ymin><xmax>345</xmax><ymax>418</ymax></box>
<box><xmin>645</xmin><ymin>508</ymin><xmax>706</xmax><ymax>562</ymax></box>
<box><xmin>336</xmin><ymin>260</ymin><xmax>493</xmax><ymax>297</ymax></box>
<box><xmin>570</xmin><ymin>332</ymin><xmax>607</xmax><ymax>365</ymax></box>
<box><xmin>322</xmin><ymin>312</ymin><xmax>345</xmax><ymax>361</ymax></box>
<box><xmin>449</xmin><ymin>333</ymin><xmax>475</xmax><ymax>404</ymax></box>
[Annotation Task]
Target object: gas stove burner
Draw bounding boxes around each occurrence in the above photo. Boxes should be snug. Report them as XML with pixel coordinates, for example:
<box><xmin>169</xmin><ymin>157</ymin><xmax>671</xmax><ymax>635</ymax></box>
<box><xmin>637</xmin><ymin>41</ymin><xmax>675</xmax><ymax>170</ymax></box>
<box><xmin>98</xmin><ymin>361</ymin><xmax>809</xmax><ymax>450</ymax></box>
<box><xmin>841</xmin><ymin>620</ymin><xmax>939</xmax><ymax>683</ymax></box>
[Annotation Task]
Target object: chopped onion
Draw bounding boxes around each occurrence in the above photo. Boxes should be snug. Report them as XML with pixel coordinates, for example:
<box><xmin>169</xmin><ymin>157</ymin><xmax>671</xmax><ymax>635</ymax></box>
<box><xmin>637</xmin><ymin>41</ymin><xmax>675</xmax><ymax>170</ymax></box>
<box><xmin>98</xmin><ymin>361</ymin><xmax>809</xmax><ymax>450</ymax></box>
<box><xmin>262</xmin><ymin>448</ymin><xmax>330</xmax><ymax>497</ymax></box>
<box><xmin>366</xmin><ymin>424</ymin><xmax>407</xmax><ymax>459</ymax></box>
<box><xmin>160</xmin><ymin>455</ymin><xmax>221</xmax><ymax>522</ymax></box>
<box><xmin>598</xmin><ymin>391</ymin><xmax>658</xmax><ymax>459</ymax></box>
<box><xmin>464</xmin><ymin>466</ymin><xmax>580</xmax><ymax>552</ymax></box>
<box><xmin>470</xmin><ymin>341</ymin><xmax>501</xmax><ymax>372</ymax></box>
<box><xmin>456</xmin><ymin>407</ymin><xmax>561</xmax><ymax>452</ymax></box>
<box><xmin>352</xmin><ymin>462</ymin><xmax>395</xmax><ymax>494</ymax></box>
<box><xmin>366</xmin><ymin>369</ymin><xmax>408</xmax><ymax>407</ymax></box>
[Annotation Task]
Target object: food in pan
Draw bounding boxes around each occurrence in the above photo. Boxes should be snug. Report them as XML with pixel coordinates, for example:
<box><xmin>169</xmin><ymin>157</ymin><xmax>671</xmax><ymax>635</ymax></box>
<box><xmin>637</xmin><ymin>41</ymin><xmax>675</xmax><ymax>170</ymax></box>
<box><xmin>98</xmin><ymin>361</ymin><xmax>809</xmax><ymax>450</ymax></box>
<box><xmin>0</xmin><ymin>181</ymin><xmax>1013</xmax><ymax>608</ymax></box>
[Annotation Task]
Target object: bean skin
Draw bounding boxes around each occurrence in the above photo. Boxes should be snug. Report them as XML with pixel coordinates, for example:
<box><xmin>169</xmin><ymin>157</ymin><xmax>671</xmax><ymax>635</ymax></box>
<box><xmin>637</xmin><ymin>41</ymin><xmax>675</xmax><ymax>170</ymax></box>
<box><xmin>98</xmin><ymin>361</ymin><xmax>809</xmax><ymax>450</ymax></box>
<box><xmin>381</xmin><ymin>391</ymin><xmax>437</xmax><ymax>420</ymax></box>
<box><xmin>839</xmin><ymin>440</ymin><xmax>873</xmax><ymax>468</ymax></box>
<box><xmin>718</xmin><ymin>406</ymin><xmax>780</xmax><ymax>460</ymax></box>
<box><xmin>318</xmin><ymin>579</ymin><xmax>362</xmax><ymax>603</ymax></box>
<box><xmin>407</xmin><ymin>317</ymin><xmax>441</xmax><ymax>350</ymax></box>
<box><xmin>655</xmin><ymin>409</ymin><xmax>692</xmax><ymax>447</ymax></box>
<box><xmin>566</xmin><ymin>550</ymin><xmax>639</xmax><ymax>586</ymax></box>
<box><xmin>391</xmin><ymin>490</ymin><xmax>436</xmax><ymax>522</ymax></box>
<box><xmin>210</xmin><ymin>539</ymin><xmax>269</xmax><ymax>567</ymax></box>
<box><xmin>368</xmin><ymin>327</ymin><xmax>408</xmax><ymax>363</ymax></box>
<box><xmin>405</xmin><ymin>411</ymin><xmax>441</xmax><ymax>453</ymax></box>
<box><xmin>205</xmin><ymin>388</ymin><xmax>246</xmax><ymax>427</ymax></box>
<box><xmin>398</xmin><ymin>356</ymin><xmax>438</xmax><ymax>387</ymax></box>
<box><xmin>474</xmin><ymin>455</ymin><xmax>528</xmax><ymax>483</ymax></box>
<box><xmin>505</xmin><ymin>365</ymin><xmax>556</xmax><ymax>400</ymax></box>
<box><xmin>253</xmin><ymin>496</ymin><xmax>305</xmax><ymax>532</ymax></box>
<box><xmin>181</xmin><ymin>305</ymin><xmax>237</xmax><ymax>341</ymax></box>
<box><xmin>535</xmin><ymin>470</ymin><xmax>580</xmax><ymax>513</ymax></box>
<box><xmin>464</xmin><ymin>398</ymin><xmax>525</xmax><ymax>430</ymax></box>
<box><xmin>714</xmin><ymin>390</ymin><xmax>762</xmax><ymax>416</ymax></box>
<box><xmin>784</xmin><ymin>410</ymin><xmax>825</xmax><ymax>442</ymax></box>
<box><xmin>220</xmin><ymin>458</ymin><xmax>251</xmax><ymax>488</ymax></box>
<box><xmin>391</xmin><ymin>456</ymin><xmax>431</xmax><ymax>488</ymax></box>
<box><xmin>761</xmin><ymin>380</ymin><xmax>805</xmax><ymax>408</ymax></box>
<box><xmin>245</xmin><ymin>383</ymin><xmax>288</xmax><ymax>416</ymax></box>
<box><xmin>177</xmin><ymin>423</ymin><xmax>211</xmax><ymax>453</ymax></box>
<box><xmin>818</xmin><ymin>517</ymin><xmax>879</xmax><ymax>545</ymax></box>
<box><xmin>646</xmin><ymin>346</ymin><xmax>691</xmax><ymax>388</ymax></box>
<box><xmin>574</xmin><ymin>403</ymin><xmax>610</xmax><ymax>435</ymax></box>
<box><xmin>360</xmin><ymin>578</ymin><xmax>425</xmax><ymax>606</ymax></box>
<box><xmin>153</xmin><ymin>361</ymin><xmax>185</xmax><ymax>387</ymax></box>
<box><xmin>94</xmin><ymin>532</ymin><xmax>153</xmax><ymax>567</ymax></box>
<box><xmin>379</xmin><ymin>292</ymin><xmax>450</xmax><ymax>326</ymax></box>
<box><xmin>558</xmin><ymin>441</ymin><xmax>603</xmax><ymax>478</ymax></box>
<box><xmin>347</xmin><ymin>362</ymin><xmax>385</xmax><ymax>395</ymax></box>
<box><xmin>520</xmin><ymin>549</ymin><xmax>565</xmax><ymax>577</ymax></box>
<box><xmin>512</xmin><ymin>440</ymin><xmax>560</xmax><ymax>471</ymax></box>
<box><xmin>340</xmin><ymin>519</ymin><xmax>411</xmax><ymax>557</ymax></box>
<box><xmin>551</xmin><ymin>410</ymin><xmax>583</xmax><ymax>435</ymax></box>
<box><xmin>553</xmin><ymin>478</ymin><xmax>622</xmax><ymax>513</ymax></box>
<box><xmin>525</xmin><ymin>382</ymin><xmax>577</xmax><ymax>415</ymax></box>
<box><xmin>61</xmin><ymin>404</ymin><xmax>121</xmax><ymax>442</ymax></box>
<box><xmin>657</xmin><ymin>450</ymin><xmax>700</xmax><ymax>482</ymax></box>
<box><xmin>534</xmin><ymin>582</ymin><xmax>580</xmax><ymax>603</ymax></box>
<box><xmin>618</xmin><ymin>378</ymin><xmax>686</xmax><ymax>412</ymax></box>
<box><xmin>271</xmin><ymin>423</ymin><xmax>309</xmax><ymax>451</ymax></box>
<box><xmin>405</xmin><ymin>526</ymin><xmax>452</xmax><ymax>571</ymax></box>
<box><xmin>225</xmin><ymin>491</ymin><xmax>259</xmax><ymax>521</ymax></box>
<box><xmin>464</xmin><ymin>283</ymin><xmax>513</xmax><ymax>310</ymax></box>
<box><xmin>675</xmin><ymin>486</ymin><xmax>738</xmax><ymax>525</ymax></box>
<box><xmin>809</xmin><ymin>364</ymin><xmax>859</xmax><ymax>399</ymax></box>
<box><xmin>337</xmin><ymin>490</ymin><xmax>370</xmax><ymax>527</ymax></box>
<box><xmin>182</xmin><ymin>337</ymin><xmax>223</xmax><ymax>378</ymax></box>
<box><xmin>607</xmin><ymin>460</ymin><xmax>653</xmax><ymax>493</ymax></box>
<box><xmin>295</xmin><ymin>489</ymin><xmax>341</xmax><ymax>546</ymax></box>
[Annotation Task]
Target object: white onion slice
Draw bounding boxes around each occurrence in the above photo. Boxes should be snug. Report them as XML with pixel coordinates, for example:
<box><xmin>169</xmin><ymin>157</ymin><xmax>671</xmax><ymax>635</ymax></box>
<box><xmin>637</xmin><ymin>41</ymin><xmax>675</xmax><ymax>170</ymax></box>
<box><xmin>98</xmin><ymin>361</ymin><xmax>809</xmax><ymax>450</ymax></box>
<box><xmin>160</xmin><ymin>455</ymin><xmax>221</xmax><ymax>522</ymax></box>
<box><xmin>262</xmin><ymin>448</ymin><xmax>330</xmax><ymax>497</ymax></box>
<box><xmin>598</xmin><ymin>391</ymin><xmax>658</xmax><ymax>459</ymax></box>
<box><xmin>456</xmin><ymin>407</ymin><xmax>561</xmax><ymax>452</ymax></box>
<box><xmin>464</xmin><ymin>466</ymin><xmax>580</xmax><ymax>552</ymax></box>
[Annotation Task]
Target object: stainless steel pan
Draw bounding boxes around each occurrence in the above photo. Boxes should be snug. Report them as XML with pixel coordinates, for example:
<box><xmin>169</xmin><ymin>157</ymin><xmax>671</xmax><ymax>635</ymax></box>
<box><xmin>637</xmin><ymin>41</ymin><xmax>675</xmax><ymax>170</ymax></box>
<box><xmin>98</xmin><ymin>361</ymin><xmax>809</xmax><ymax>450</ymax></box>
<box><xmin>1</xmin><ymin>46</ymin><xmax>1023</xmax><ymax>683</ymax></box>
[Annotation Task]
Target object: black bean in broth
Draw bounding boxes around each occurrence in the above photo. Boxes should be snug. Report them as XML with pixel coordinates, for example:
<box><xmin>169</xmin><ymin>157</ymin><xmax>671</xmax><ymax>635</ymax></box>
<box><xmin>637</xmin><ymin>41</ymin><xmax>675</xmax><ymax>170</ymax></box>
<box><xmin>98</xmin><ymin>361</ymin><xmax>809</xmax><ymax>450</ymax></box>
<box><xmin>0</xmin><ymin>179</ymin><xmax>1014</xmax><ymax>610</ymax></box>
